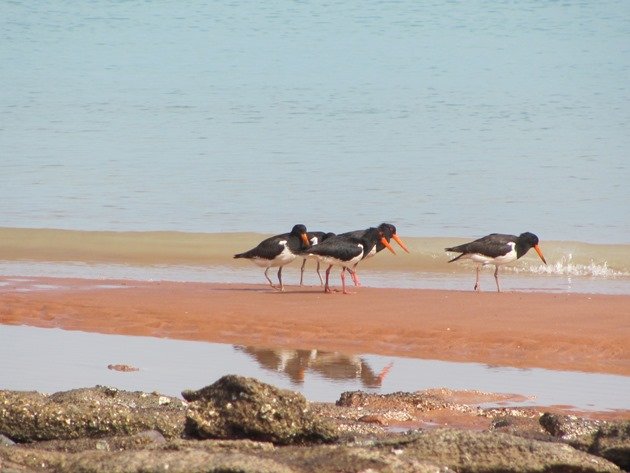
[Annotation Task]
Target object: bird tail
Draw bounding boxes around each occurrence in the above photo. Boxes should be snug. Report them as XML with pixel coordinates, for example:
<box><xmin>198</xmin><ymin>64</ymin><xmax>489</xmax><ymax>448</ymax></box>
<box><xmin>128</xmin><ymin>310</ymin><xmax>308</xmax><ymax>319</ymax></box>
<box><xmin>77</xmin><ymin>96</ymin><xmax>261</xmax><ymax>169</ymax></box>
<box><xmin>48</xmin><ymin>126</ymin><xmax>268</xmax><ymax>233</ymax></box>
<box><xmin>445</xmin><ymin>247</ymin><xmax>464</xmax><ymax>263</ymax></box>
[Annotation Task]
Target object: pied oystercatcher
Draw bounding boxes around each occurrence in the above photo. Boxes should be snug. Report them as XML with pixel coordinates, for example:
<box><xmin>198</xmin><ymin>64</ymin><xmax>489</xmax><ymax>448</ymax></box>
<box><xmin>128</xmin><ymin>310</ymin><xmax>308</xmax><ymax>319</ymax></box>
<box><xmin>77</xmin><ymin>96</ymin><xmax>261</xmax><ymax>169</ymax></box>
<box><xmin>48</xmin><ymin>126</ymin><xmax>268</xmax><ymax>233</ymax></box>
<box><xmin>302</xmin><ymin>227</ymin><xmax>395</xmax><ymax>294</ymax></box>
<box><xmin>299</xmin><ymin>231</ymin><xmax>336</xmax><ymax>286</ymax></box>
<box><xmin>340</xmin><ymin>223</ymin><xmax>410</xmax><ymax>286</ymax></box>
<box><xmin>445</xmin><ymin>232</ymin><xmax>547</xmax><ymax>292</ymax></box>
<box><xmin>234</xmin><ymin>224</ymin><xmax>310</xmax><ymax>291</ymax></box>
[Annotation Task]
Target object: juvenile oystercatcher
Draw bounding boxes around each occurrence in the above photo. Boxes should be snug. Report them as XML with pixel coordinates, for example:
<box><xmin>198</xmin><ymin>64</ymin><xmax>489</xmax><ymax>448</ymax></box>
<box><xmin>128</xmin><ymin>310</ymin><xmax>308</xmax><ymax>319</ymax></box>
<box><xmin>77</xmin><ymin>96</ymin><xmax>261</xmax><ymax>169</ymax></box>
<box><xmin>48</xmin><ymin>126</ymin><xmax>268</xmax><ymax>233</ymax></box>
<box><xmin>234</xmin><ymin>224</ymin><xmax>310</xmax><ymax>291</ymax></box>
<box><xmin>302</xmin><ymin>227</ymin><xmax>395</xmax><ymax>294</ymax></box>
<box><xmin>340</xmin><ymin>223</ymin><xmax>410</xmax><ymax>286</ymax></box>
<box><xmin>445</xmin><ymin>232</ymin><xmax>547</xmax><ymax>292</ymax></box>
<box><xmin>299</xmin><ymin>231</ymin><xmax>336</xmax><ymax>286</ymax></box>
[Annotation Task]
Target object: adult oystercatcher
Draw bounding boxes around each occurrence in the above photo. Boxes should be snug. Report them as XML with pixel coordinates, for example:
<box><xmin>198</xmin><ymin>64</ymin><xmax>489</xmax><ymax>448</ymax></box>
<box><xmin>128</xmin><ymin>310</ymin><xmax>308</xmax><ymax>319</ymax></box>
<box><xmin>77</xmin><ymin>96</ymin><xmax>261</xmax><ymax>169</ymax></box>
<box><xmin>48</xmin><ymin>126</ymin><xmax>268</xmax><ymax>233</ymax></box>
<box><xmin>299</xmin><ymin>231</ymin><xmax>336</xmax><ymax>286</ymax></box>
<box><xmin>445</xmin><ymin>232</ymin><xmax>547</xmax><ymax>292</ymax></box>
<box><xmin>234</xmin><ymin>224</ymin><xmax>310</xmax><ymax>291</ymax></box>
<box><xmin>302</xmin><ymin>227</ymin><xmax>395</xmax><ymax>294</ymax></box>
<box><xmin>339</xmin><ymin>223</ymin><xmax>410</xmax><ymax>286</ymax></box>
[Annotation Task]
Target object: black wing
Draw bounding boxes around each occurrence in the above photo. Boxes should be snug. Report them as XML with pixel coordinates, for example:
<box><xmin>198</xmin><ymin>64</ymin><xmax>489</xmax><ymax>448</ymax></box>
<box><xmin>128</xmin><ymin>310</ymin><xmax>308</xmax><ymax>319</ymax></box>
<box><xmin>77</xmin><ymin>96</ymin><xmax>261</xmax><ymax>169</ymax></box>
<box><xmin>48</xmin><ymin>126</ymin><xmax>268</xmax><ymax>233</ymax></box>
<box><xmin>446</xmin><ymin>233</ymin><xmax>517</xmax><ymax>258</ymax></box>
<box><xmin>234</xmin><ymin>233</ymin><xmax>289</xmax><ymax>260</ymax></box>
<box><xmin>338</xmin><ymin>229</ymin><xmax>367</xmax><ymax>239</ymax></box>
<box><xmin>304</xmin><ymin>236</ymin><xmax>364</xmax><ymax>260</ymax></box>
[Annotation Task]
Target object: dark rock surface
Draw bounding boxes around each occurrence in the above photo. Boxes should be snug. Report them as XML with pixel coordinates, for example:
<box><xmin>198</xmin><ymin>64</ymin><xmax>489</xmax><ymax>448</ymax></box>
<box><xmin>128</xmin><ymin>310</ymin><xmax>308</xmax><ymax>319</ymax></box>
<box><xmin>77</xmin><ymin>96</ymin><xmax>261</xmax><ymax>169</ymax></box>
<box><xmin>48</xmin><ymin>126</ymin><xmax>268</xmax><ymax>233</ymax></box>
<box><xmin>541</xmin><ymin>413</ymin><xmax>630</xmax><ymax>471</ymax></box>
<box><xmin>0</xmin><ymin>378</ymin><xmax>627</xmax><ymax>472</ymax></box>
<box><xmin>0</xmin><ymin>386</ymin><xmax>187</xmax><ymax>442</ymax></box>
<box><xmin>182</xmin><ymin>375</ymin><xmax>338</xmax><ymax>445</ymax></box>
<box><xmin>592</xmin><ymin>421</ymin><xmax>630</xmax><ymax>471</ymax></box>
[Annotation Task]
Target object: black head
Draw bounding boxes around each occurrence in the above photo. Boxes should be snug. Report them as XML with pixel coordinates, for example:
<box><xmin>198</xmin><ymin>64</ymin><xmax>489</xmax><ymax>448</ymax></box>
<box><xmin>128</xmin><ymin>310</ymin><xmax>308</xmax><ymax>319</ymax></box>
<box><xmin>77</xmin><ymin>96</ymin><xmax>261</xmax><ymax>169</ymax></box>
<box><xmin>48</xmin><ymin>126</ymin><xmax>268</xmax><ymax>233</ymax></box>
<box><xmin>519</xmin><ymin>232</ymin><xmax>539</xmax><ymax>247</ymax></box>
<box><xmin>364</xmin><ymin>227</ymin><xmax>396</xmax><ymax>255</ymax></box>
<box><xmin>377</xmin><ymin>222</ymin><xmax>410</xmax><ymax>253</ymax></box>
<box><xmin>290</xmin><ymin>224</ymin><xmax>310</xmax><ymax>249</ymax></box>
<box><xmin>518</xmin><ymin>232</ymin><xmax>546</xmax><ymax>264</ymax></box>
<box><xmin>290</xmin><ymin>224</ymin><xmax>308</xmax><ymax>236</ymax></box>
<box><xmin>377</xmin><ymin>223</ymin><xmax>397</xmax><ymax>240</ymax></box>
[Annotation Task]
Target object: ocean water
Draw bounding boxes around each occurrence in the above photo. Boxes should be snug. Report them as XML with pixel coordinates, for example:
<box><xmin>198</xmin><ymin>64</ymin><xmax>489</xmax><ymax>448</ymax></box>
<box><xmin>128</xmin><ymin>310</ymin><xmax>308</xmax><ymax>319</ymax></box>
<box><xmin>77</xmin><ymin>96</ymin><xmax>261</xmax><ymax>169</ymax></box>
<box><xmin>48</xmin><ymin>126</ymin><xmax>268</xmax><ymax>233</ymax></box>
<box><xmin>1</xmin><ymin>1</ymin><xmax>629</xmax><ymax>244</ymax></box>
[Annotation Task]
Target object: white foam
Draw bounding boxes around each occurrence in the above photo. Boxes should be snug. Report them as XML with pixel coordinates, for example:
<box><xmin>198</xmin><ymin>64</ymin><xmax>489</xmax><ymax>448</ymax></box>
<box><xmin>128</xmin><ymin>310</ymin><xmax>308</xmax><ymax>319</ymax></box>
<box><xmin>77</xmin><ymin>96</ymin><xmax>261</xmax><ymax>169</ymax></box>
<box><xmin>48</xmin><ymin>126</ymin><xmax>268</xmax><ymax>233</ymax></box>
<box><xmin>508</xmin><ymin>253</ymin><xmax>630</xmax><ymax>278</ymax></box>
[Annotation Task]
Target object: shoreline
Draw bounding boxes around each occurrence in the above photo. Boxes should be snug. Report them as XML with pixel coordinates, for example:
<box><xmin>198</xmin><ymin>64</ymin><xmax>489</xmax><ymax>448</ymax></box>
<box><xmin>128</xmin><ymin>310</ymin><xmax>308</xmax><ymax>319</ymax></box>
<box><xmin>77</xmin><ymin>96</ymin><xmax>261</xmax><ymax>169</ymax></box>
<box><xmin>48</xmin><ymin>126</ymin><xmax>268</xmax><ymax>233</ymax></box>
<box><xmin>2</xmin><ymin>226</ymin><xmax>629</xmax><ymax>277</ymax></box>
<box><xmin>2</xmin><ymin>276</ymin><xmax>629</xmax><ymax>377</ymax></box>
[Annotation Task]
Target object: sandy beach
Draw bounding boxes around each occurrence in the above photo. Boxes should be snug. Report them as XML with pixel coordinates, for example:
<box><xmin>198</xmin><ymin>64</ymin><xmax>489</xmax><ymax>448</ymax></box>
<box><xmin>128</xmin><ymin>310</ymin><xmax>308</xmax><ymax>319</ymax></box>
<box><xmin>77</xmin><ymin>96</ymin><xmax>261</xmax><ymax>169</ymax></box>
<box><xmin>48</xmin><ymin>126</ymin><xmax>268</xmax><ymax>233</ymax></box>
<box><xmin>1</xmin><ymin>276</ymin><xmax>628</xmax><ymax>377</ymax></box>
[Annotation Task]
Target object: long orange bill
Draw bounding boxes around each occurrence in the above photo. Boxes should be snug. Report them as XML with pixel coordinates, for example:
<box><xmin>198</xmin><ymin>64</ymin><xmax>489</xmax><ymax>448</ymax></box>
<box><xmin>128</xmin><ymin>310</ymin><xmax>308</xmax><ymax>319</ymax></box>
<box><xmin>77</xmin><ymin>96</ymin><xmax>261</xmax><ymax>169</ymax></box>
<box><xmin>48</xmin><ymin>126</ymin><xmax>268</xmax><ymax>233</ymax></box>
<box><xmin>392</xmin><ymin>233</ymin><xmax>410</xmax><ymax>253</ymax></box>
<box><xmin>380</xmin><ymin>237</ymin><xmax>396</xmax><ymax>254</ymax></box>
<box><xmin>534</xmin><ymin>244</ymin><xmax>547</xmax><ymax>264</ymax></box>
<box><xmin>301</xmin><ymin>233</ymin><xmax>311</xmax><ymax>247</ymax></box>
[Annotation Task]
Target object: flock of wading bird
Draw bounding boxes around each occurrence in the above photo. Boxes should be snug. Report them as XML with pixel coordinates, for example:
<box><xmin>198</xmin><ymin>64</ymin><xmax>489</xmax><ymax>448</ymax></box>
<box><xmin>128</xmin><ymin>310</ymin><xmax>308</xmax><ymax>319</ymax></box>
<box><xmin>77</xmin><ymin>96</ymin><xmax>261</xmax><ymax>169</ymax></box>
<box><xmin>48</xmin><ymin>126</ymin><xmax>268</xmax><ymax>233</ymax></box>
<box><xmin>234</xmin><ymin>223</ymin><xmax>548</xmax><ymax>294</ymax></box>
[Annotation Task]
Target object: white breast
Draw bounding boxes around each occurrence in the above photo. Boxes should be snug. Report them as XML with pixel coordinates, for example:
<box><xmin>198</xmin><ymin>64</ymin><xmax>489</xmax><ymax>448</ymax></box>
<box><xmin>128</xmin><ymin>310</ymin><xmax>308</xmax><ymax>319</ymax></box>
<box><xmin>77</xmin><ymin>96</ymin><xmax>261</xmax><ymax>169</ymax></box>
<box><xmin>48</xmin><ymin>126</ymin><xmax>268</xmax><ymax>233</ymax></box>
<box><xmin>251</xmin><ymin>240</ymin><xmax>297</xmax><ymax>268</ymax></box>
<box><xmin>468</xmin><ymin>242</ymin><xmax>517</xmax><ymax>266</ymax></box>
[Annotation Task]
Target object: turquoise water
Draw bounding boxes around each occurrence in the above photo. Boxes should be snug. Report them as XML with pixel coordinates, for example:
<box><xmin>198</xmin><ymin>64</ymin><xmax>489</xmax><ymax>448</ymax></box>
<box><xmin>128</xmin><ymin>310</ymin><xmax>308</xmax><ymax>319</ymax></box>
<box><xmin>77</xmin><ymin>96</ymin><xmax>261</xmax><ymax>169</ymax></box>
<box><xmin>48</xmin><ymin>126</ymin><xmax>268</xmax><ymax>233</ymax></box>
<box><xmin>2</xmin><ymin>1</ymin><xmax>629</xmax><ymax>243</ymax></box>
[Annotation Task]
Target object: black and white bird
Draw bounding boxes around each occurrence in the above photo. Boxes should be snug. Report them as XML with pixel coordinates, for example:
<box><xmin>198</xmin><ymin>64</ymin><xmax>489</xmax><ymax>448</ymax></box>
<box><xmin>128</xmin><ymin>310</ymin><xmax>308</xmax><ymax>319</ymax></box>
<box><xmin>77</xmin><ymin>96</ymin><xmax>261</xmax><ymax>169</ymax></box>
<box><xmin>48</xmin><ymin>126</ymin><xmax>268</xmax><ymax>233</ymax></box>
<box><xmin>339</xmin><ymin>223</ymin><xmax>410</xmax><ymax>286</ymax></box>
<box><xmin>445</xmin><ymin>232</ymin><xmax>547</xmax><ymax>292</ymax></box>
<box><xmin>234</xmin><ymin>224</ymin><xmax>310</xmax><ymax>291</ymax></box>
<box><xmin>302</xmin><ymin>227</ymin><xmax>395</xmax><ymax>294</ymax></box>
<box><xmin>299</xmin><ymin>231</ymin><xmax>336</xmax><ymax>286</ymax></box>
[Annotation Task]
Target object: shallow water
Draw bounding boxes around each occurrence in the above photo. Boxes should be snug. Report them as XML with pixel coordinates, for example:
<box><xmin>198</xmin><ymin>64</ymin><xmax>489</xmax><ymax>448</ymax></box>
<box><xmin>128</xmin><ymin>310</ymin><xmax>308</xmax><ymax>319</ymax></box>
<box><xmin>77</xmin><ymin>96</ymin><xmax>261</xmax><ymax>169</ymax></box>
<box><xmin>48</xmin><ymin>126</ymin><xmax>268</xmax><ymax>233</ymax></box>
<box><xmin>2</xmin><ymin>228</ymin><xmax>629</xmax><ymax>294</ymax></box>
<box><xmin>1</xmin><ymin>325</ymin><xmax>628</xmax><ymax>411</ymax></box>
<box><xmin>2</xmin><ymin>262</ymin><xmax>630</xmax><ymax>295</ymax></box>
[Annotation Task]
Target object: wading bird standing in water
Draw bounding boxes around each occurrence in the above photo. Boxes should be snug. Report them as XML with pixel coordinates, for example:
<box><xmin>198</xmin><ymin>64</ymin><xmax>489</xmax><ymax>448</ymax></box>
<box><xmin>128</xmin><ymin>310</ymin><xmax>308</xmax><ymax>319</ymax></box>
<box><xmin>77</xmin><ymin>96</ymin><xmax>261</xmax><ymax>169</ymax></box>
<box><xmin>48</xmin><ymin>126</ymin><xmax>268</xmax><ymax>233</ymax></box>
<box><xmin>299</xmin><ymin>231</ymin><xmax>336</xmax><ymax>286</ymax></box>
<box><xmin>234</xmin><ymin>224</ymin><xmax>310</xmax><ymax>291</ymax></box>
<box><xmin>339</xmin><ymin>223</ymin><xmax>410</xmax><ymax>286</ymax></box>
<box><xmin>445</xmin><ymin>232</ymin><xmax>547</xmax><ymax>292</ymax></box>
<box><xmin>302</xmin><ymin>227</ymin><xmax>396</xmax><ymax>294</ymax></box>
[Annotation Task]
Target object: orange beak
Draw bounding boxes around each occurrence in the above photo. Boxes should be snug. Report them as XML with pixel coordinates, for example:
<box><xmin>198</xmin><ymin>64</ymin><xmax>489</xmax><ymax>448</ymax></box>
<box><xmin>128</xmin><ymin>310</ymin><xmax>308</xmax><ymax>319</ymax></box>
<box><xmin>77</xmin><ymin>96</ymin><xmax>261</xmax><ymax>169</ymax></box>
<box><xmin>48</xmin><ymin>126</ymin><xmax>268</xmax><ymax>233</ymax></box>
<box><xmin>380</xmin><ymin>236</ymin><xmax>396</xmax><ymax>255</ymax></box>
<box><xmin>301</xmin><ymin>233</ymin><xmax>310</xmax><ymax>247</ymax></box>
<box><xmin>392</xmin><ymin>233</ymin><xmax>410</xmax><ymax>253</ymax></box>
<box><xmin>534</xmin><ymin>244</ymin><xmax>547</xmax><ymax>264</ymax></box>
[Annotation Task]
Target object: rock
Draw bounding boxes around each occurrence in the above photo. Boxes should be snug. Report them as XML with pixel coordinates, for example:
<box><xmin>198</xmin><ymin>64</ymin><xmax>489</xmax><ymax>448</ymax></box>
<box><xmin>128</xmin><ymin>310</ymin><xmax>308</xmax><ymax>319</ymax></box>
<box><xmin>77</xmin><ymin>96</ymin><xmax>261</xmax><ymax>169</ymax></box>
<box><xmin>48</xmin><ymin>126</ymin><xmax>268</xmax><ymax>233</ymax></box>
<box><xmin>0</xmin><ymin>381</ymin><xmax>624</xmax><ymax>472</ymax></box>
<box><xmin>271</xmin><ymin>443</ymin><xmax>450</xmax><ymax>473</ymax></box>
<box><xmin>337</xmin><ymin>390</ymin><xmax>451</xmax><ymax>411</ymax></box>
<box><xmin>590</xmin><ymin>421</ymin><xmax>630</xmax><ymax>471</ymax></box>
<box><xmin>182</xmin><ymin>375</ymin><xmax>338</xmax><ymax>445</ymax></box>
<box><xmin>0</xmin><ymin>387</ymin><xmax>187</xmax><ymax>442</ymax></box>
<box><xmin>380</xmin><ymin>429</ymin><xmax>620</xmax><ymax>472</ymax></box>
<box><xmin>540</xmin><ymin>413</ymin><xmax>603</xmax><ymax>446</ymax></box>
<box><xmin>490</xmin><ymin>409</ymin><xmax>554</xmax><ymax>442</ymax></box>
<box><xmin>541</xmin><ymin>414</ymin><xmax>630</xmax><ymax>471</ymax></box>
<box><xmin>0</xmin><ymin>428</ymin><xmax>619</xmax><ymax>473</ymax></box>
<box><xmin>19</xmin><ymin>429</ymin><xmax>167</xmax><ymax>454</ymax></box>
<box><xmin>0</xmin><ymin>445</ymin><xmax>296</xmax><ymax>473</ymax></box>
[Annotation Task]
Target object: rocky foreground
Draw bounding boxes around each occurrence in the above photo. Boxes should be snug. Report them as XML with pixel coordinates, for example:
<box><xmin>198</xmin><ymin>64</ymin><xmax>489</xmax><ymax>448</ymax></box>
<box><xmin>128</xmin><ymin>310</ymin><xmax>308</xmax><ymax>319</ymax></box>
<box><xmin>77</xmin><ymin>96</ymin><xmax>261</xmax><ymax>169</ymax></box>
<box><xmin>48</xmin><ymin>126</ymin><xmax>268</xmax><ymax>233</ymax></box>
<box><xmin>1</xmin><ymin>375</ymin><xmax>628</xmax><ymax>472</ymax></box>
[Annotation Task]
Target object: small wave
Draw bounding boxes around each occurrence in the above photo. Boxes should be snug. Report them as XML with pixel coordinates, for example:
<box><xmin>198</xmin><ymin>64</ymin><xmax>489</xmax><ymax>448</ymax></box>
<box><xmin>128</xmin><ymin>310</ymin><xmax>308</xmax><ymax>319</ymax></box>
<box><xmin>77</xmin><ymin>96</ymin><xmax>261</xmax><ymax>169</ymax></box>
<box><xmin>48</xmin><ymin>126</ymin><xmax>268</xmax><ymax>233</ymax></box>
<box><xmin>508</xmin><ymin>254</ymin><xmax>630</xmax><ymax>278</ymax></box>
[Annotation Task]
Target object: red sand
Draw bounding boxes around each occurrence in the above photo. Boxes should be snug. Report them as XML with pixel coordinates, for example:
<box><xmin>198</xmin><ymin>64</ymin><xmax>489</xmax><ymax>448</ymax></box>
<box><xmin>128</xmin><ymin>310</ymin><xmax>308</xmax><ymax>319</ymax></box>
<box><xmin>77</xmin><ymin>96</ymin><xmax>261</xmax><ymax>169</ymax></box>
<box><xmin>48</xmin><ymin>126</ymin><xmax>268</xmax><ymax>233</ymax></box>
<box><xmin>1</xmin><ymin>276</ymin><xmax>629</xmax><ymax>376</ymax></box>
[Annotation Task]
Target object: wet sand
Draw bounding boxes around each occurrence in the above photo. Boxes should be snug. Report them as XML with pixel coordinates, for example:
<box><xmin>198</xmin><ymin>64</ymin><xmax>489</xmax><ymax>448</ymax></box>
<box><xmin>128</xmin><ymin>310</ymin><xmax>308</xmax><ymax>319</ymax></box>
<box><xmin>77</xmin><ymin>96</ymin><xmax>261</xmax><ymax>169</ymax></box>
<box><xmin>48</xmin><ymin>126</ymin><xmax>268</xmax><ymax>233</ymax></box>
<box><xmin>1</xmin><ymin>276</ymin><xmax>629</xmax><ymax>377</ymax></box>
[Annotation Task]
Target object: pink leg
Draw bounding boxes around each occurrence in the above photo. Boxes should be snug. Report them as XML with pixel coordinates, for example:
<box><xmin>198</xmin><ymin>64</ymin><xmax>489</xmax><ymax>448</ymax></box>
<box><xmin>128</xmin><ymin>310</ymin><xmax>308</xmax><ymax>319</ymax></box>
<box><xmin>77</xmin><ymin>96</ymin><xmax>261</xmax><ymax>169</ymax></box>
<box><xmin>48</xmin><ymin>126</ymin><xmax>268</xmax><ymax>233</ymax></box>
<box><xmin>299</xmin><ymin>259</ymin><xmax>306</xmax><ymax>286</ymax></box>
<box><xmin>316</xmin><ymin>261</ymin><xmax>324</xmax><ymax>286</ymax></box>
<box><xmin>494</xmin><ymin>266</ymin><xmax>501</xmax><ymax>293</ymax></box>
<box><xmin>474</xmin><ymin>266</ymin><xmax>481</xmax><ymax>292</ymax></box>
<box><xmin>324</xmin><ymin>265</ymin><xmax>333</xmax><ymax>293</ymax></box>
<box><xmin>341</xmin><ymin>267</ymin><xmax>354</xmax><ymax>295</ymax></box>
<box><xmin>348</xmin><ymin>267</ymin><xmax>361</xmax><ymax>287</ymax></box>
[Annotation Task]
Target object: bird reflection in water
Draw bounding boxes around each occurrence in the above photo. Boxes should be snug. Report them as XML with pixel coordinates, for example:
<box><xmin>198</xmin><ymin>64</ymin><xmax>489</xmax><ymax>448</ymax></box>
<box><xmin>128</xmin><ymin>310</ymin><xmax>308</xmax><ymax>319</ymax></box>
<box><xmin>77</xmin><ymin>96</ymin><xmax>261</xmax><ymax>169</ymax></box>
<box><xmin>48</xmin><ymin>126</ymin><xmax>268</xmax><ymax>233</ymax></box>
<box><xmin>235</xmin><ymin>346</ymin><xmax>393</xmax><ymax>387</ymax></box>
